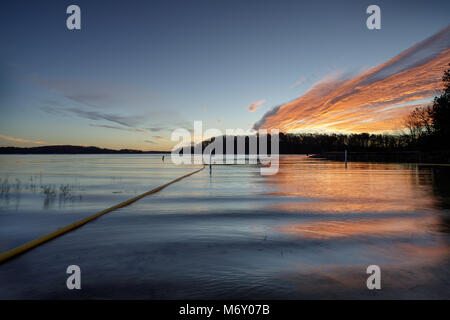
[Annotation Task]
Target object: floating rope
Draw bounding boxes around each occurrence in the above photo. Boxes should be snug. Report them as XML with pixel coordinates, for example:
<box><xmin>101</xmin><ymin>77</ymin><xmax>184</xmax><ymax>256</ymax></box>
<box><xmin>0</xmin><ymin>166</ymin><xmax>204</xmax><ymax>264</ymax></box>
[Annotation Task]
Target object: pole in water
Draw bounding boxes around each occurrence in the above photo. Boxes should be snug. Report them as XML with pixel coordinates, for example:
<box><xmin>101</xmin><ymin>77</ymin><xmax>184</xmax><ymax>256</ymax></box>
<box><xmin>209</xmin><ymin>153</ymin><xmax>212</xmax><ymax>175</ymax></box>
<box><xmin>345</xmin><ymin>149</ymin><xmax>348</xmax><ymax>168</ymax></box>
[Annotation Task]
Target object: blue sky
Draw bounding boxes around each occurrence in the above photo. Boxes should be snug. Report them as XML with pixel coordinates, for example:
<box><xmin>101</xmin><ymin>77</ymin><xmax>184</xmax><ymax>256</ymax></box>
<box><xmin>1</xmin><ymin>0</ymin><xmax>449</xmax><ymax>150</ymax></box>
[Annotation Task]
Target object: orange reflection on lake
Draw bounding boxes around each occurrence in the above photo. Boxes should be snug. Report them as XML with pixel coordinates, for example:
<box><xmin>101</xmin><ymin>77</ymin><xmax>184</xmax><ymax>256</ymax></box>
<box><xmin>277</xmin><ymin>217</ymin><xmax>432</xmax><ymax>240</ymax></box>
<box><xmin>263</xmin><ymin>156</ymin><xmax>437</xmax><ymax>213</ymax></box>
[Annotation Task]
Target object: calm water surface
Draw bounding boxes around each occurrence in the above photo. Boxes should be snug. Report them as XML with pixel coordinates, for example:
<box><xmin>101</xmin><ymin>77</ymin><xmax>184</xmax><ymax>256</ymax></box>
<box><xmin>0</xmin><ymin>155</ymin><xmax>449</xmax><ymax>299</ymax></box>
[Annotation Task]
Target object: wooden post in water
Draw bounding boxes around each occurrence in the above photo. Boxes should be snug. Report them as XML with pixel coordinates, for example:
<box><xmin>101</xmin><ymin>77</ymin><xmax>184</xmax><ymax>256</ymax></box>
<box><xmin>209</xmin><ymin>153</ymin><xmax>212</xmax><ymax>175</ymax></box>
<box><xmin>345</xmin><ymin>149</ymin><xmax>348</xmax><ymax>168</ymax></box>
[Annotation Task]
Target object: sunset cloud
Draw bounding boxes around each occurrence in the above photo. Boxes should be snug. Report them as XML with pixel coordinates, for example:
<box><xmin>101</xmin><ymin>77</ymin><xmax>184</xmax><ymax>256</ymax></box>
<box><xmin>89</xmin><ymin>124</ymin><xmax>148</xmax><ymax>134</ymax></box>
<box><xmin>254</xmin><ymin>26</ymin><xmax>450</xmax><ymax>133</ymax></box>
<box><xmin>247</xmin><ymin>99</ymin><xmax>265</xmax><ymax>112</ymax></box>
<box><xmin>0</xmin><ymin>133</ymin><xmax>46</xmax><ymax>145</ymax></box>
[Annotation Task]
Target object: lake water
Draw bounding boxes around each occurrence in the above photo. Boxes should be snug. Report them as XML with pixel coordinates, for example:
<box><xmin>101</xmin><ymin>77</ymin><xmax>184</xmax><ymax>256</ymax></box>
<box><xmin>0</xmin><ymin>154</ymin><xmax>449</xmax><ymax>299</ymax></box>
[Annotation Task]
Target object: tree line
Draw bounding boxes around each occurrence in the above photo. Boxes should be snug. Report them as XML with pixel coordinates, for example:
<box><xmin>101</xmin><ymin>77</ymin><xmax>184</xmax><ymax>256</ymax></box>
<box><xmin>199</xmin><ymin>64</ymin><xmax>450</xmax><ymax>155</ymax></box>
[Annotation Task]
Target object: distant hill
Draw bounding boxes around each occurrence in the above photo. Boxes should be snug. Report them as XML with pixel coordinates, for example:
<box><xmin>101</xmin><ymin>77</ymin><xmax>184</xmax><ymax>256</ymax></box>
<box><xmin>0</xmin><ymin>145</ymin><xmax>170</xmax><ymax>154</ymax></box>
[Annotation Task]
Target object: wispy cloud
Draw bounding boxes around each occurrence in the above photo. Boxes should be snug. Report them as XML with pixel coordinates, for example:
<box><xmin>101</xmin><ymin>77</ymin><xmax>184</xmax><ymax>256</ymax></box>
<box><xmin>65</xmin><ymin>93</ymin><xmax>112</xmax><ymax>107</ymax></box>
<box><xmin>289</xmin><ymin>76</ymin><xmax>307</xmax><ymax>89</ymax></box>
<box><xmin>0</xmin><ymin>133</ymin><xmax>46</xmax><ymax>145</ymax></box>
<box><xmin>254</xmin><ymin>26</ymin><xmax>450</xmax><ymax>133</ymax></box>
<box><xmin>89</xmin><ymin>124</ymin><xmax>148</xmax><ymax>134</ymax></box>
<box><xmin>31</xmin><ymin>77</ymin><xmax>116</xmax><ymax>108</ymax></box>
<box><xmin>67</xmin><ymin>108</ymin><xmax>142</xmax><ymax>127</ymax></box>
<box><xmin>147</xmin><ymin>127</ymin><xmax>165</xmax><ymax>132</ymax></box>
<box><xmin>42</xmin><ymin>106</ymin><xmax>143</xmax><ymax>128</ymax></box>
<box><xmin>153</xmin><ymin>135</ymin><xmax>166</xmax><ymax>141</ymax></box>
<box><xmin>247</xmin><ymin>99</ymin><xmax>265</xmax><ymax>112</ymax></box>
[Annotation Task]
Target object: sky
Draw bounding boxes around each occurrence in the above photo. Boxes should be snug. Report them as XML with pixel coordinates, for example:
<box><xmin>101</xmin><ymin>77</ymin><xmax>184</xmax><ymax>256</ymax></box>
<box><xmin>256</xmin><ymin>26</ymin><xmax>450</xmax><ymax>133</ymax></box>
<box><xmin>0</xmin><ymin>0</ymin><xmax>449</xmax><ymax>150</ymax></box>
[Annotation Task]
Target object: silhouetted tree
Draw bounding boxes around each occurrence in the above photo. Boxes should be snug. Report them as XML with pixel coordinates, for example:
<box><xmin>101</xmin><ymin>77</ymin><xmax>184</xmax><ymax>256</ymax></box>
<box><xmin>404</xmin><ymin>105</ymin><xmax>433</xmax><ymax>140</ymax></box>
<box><xmin>431</xmin><ymin>63</ymin><xmax>450</xmax><ymax>147</ymax></box>
<box><xmin>403</xmin><ymin>63</ymin><xmax>450</xmax><ymax>150</ymax></box>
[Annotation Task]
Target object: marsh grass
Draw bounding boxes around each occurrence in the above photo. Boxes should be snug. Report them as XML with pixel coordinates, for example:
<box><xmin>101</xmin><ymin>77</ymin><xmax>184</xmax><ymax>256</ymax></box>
<box><xmin>41</xmin><ymin>185</ymin><xmax>57</xmax><ymax>198</ymax></box>
<box><xmin>0</xmin><ymin>175</ymin><xmax>83</xmax><ymax>208</ymax></box>
<box><xmin>0</xmin><ymin>178</ymin><xmax>10</xmax><ymax>196</ymax></box>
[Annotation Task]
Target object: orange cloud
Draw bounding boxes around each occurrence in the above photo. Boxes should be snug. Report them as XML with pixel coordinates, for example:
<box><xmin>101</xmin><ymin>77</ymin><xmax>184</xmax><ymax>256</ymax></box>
<box><xmin>0</xmin><ymin>133</ymin><xmax>47</xmax><ymax>145</ymax></box>
<box><xmin>255</xmin><ymin>26</ymin><xmax>450</xmax><ymax>133</ymax></box>
<box><xmin>247</xmin><ymin>99</ymin><xmax>265</xmax><ymax>112</ymax></box>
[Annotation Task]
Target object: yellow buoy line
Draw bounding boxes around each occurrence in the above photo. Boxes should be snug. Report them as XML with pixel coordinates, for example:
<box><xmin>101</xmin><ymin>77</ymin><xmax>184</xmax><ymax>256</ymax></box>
<box><xmin>0</xmin><ymin>166</ymin><xmax>204</xmax><ymax>265</ymax></box>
